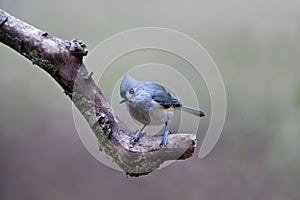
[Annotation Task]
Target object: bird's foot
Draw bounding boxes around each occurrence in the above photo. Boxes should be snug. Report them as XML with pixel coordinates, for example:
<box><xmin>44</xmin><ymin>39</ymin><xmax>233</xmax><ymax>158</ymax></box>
<box><xmin>129</xmin><ymin>130</ymin><xmax>146</xmax><ymax>147</ymax></box>
<box><xmin>130</xmin><ymin>134</ymin><xmax>139</xmax><ymax>144</ymax></box>
<box><xmin>160</xmin><ymin>130</ymin><xmax>170</xmax><ymax>148</ymax></box>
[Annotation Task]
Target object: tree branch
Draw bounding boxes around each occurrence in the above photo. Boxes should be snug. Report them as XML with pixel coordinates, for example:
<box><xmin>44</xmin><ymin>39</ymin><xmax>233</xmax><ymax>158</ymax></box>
<box><xmin>0</xmin><ymin>9</ymin><xmax>196</xmax><ymax>176</ymax></box>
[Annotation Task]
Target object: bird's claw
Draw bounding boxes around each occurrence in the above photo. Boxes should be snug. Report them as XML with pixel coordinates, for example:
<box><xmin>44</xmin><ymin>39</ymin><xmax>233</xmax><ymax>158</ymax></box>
<box><xmin>160</xmin><ymin>138</ymin><xmax>167</xmax><ymax>148</ymax></box>
<box><xmin>130</xmin><ymin>135</ymin><xmax>139</xmax><ymax>144</ymax></box>
<box><xmin>160</xmin><ymin>130</ymin><xmax>170</xmax><ymax>148</ymax></box>
<box><xmin>129</xmin><ymin>131</ymin><xmax>146</xmax><ymax>147</ymax></box>
<box><xmin>129</xmin><ymin>135</ymin><xmax>138</xmax><ymax>148</ymax></box>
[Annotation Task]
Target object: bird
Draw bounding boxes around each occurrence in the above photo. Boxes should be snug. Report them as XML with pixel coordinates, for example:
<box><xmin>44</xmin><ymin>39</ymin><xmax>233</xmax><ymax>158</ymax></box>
<box><xmin>119</xmin><ymin>72</ymin><xmax>206</xmax><ymax>148</ymax></box>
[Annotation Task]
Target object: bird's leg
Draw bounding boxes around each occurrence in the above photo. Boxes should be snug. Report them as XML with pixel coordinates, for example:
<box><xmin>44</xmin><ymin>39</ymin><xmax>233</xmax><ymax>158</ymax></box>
<box><xmin>130</xmin><ymin>124</ymin><xmax>147</xmax><ymax>146</ymax></box>
<box><xmin>160</xmin><ymin>121</ymin><xmax>170</xmax><ymax>148</ymax></box>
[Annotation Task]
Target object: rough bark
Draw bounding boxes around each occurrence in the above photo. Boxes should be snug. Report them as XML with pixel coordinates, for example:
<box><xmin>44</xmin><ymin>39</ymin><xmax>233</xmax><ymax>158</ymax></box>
<box><xmin>0</xmin><ymin>9</ymin><xmax>196</xmax><ymax>176</ymax></box>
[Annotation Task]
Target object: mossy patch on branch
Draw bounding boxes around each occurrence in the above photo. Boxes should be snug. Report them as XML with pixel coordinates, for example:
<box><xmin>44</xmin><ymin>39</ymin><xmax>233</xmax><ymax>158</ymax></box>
<box><xmin>29</xmin><ymin>50</ymin><xmax>58</xmax><ymax>75</ymax></box>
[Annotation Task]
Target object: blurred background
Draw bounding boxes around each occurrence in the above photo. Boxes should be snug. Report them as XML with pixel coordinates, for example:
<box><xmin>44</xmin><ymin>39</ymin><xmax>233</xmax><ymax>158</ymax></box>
<box><xmin>1</xmin><ymin>0</ymin><xmax>300</xmax><ymax>200</ymax></box>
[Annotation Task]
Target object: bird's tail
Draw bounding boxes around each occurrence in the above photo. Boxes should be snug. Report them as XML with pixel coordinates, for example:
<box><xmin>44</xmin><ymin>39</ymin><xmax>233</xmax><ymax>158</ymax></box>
<box><xmin>180</xmin><ymin>106</ymin><xmax>206</xmax><ymax>117</ymax></box>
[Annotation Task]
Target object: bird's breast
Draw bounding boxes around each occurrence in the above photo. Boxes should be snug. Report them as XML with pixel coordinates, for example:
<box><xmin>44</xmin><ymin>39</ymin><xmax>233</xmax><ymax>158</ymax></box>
<box><xmin>127</xmin><ymin>101</ymin><xmax>151</xmax><ymax>125</ymax></box>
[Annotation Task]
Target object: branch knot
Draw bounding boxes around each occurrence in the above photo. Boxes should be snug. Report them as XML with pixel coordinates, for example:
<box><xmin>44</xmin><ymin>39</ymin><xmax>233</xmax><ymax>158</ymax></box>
<box><xmin>69</xmin><ymin>39</ymin><xmax>88</xmax><ymax>57</ymax></box>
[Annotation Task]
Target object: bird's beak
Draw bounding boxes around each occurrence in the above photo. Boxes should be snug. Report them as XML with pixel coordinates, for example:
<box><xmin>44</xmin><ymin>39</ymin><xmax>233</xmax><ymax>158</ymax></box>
<box><xmin>119</xmin><ymin>98</ymin><xmax>127</xmax><ymax>104</ymax></box>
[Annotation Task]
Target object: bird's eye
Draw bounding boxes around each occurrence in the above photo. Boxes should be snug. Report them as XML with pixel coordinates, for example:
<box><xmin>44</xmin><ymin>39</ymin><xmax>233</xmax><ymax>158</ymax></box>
<box><xmin>129</xmin><ymin>88</ymin><xmax>134</xmax><ymax>94</ymax></box>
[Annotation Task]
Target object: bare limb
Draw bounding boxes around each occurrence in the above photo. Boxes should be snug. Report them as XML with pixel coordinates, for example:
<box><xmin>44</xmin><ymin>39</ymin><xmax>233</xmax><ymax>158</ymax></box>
<box><xmin>0</xmin><ymin>9</ymin><xmax>196</xmax><ymax>176</ymax></box>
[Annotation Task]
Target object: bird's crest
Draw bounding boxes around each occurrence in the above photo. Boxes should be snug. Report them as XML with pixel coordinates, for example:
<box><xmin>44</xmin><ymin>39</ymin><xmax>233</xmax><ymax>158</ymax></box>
<box><xmin>120</xmin><ymin>72</ymin><xmax>142</xmax><ymax>98</ymax></box>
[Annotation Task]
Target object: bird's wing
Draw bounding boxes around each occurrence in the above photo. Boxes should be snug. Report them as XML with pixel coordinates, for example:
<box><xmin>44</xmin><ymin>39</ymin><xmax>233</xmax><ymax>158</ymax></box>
<box><xmin>143</xmin><ymin>82</ymin><xmax>181</xmax><ymax>109</ymax></box>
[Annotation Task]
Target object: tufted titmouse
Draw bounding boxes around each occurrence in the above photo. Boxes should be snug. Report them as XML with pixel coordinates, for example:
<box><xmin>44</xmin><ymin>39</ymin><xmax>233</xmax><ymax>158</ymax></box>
<box><xmin>120</xmin><ymin>72</ymin><xmax>206</xmax><ymax>148</ymax></box>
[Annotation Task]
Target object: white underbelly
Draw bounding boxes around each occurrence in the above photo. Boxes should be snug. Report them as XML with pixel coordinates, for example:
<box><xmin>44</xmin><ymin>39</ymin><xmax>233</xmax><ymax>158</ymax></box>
<box><xmin>148</xmin><ymin>101</ymin><xmax>174</xmax><ymax>125</ymax></box>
